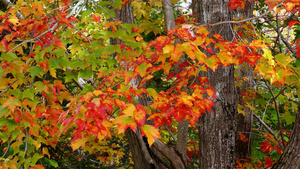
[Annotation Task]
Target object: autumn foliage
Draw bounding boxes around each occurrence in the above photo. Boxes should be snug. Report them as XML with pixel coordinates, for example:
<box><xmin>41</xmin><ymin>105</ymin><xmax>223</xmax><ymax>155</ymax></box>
<box><xmin>0</xmin><ymin>0</ymin><xmax>299</xmax><ymax>168</ymax></box>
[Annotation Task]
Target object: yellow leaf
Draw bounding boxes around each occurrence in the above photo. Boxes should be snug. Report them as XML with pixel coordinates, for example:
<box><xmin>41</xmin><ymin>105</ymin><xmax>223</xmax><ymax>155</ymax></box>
<box><xmin>123</xmin><ymin>104</ymin><xmax>136</xmax><ymax>116</ymax></box>
<box><xmin>71</xmin><ymin>137</ymin><xmax>88</xmax><ymax>150</ymax></box>
<box><xmin>93</xmin><ymin>90</ymin><xmax>103</xmax><ymax>96</ymax></box>
<box><xmin>146</xmin><ymin>88</ymin><xmax>158</xmax><ymax>100</ymax></box>
<box><xmin>163</xmin><ymin>44</ymin><xmax>174</xmax><ymax>54</ymax></box>
<box><xmin>42</xmin><ymin>147</ymin><xmax>51</xmax><ymax>157</ymax></box>
<box><xmin>262</xmin><ymin>48</ymin><xmax>274</xmax><ymax>66</ymax></box>
<box><xmin>238</xmin><ymin>104</ymin><xmax>245</xmax><ymax>116</ymax></box>
<box><xmin>8</xmin><ymin>16</ymin><xmax>19</xmax><ymax>25</ymax></box>
<box><xmin>285</xmin><ymin>93</ymin><xmax>293</xmax><ymax>99</ymax></box>
<box><xmin>245</xmin><ymin>102</ymin><xmax>255</xmax><ymax>110</ymax></box>
<box><xmin>49</xmin><ymin>69</ymin><xmax>56</xmax><ymax>78</ymax></box>
<box><xmin>141</xmin><ymin>125</ymin><xmax>160</xmax><ymax>147</ymax></box>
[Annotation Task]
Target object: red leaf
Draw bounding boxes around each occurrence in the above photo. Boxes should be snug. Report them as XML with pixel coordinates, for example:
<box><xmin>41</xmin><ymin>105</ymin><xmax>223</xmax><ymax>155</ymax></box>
<box><xmin>274</xmin><ymin>145</ymin><xmax>283</xmax><ymax>154</ymax></box>
<box><xmin>239</xmin><ymin>133</ymin><xmax>249</xmax><ymax>142</ymax></box>
<box><xmin>91</xmin><ymin>14</ymin><xmax>101</xmax><ymax>23</ymax></box>
<box><xmin>153</xmin><ymin>36</ymin><xmax>171</xmax><ymax>52</ymax></box>
<box><xmin>296</xmin><ymin>46</ymin><xmax>300</xmax><ymax>58</ymax></box>
<box><xmin>227</xmin><ymin>0</ymin><xmax>246</xmax><ymax>10</ymax></box>
<box><xmin>260</xmin><ymin>141</ymin><xmax>273</xmax><ymax>153</ymax></box>
<box><xmin>288</xmin><ymin>20</ymin><xmax>300</xmax><ymax>27</ymax></box>
<box><xmin>264</xmin><ymin>156</ymin><xmax>274</xmax><ymax>168</ymax></box>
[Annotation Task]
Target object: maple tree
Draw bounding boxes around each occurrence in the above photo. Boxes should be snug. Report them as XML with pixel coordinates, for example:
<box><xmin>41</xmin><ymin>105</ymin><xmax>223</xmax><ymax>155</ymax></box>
<box><xmin>0</xmin><ymin>0</ymin><xmax>299</xmax><ymax>168</ymax></box>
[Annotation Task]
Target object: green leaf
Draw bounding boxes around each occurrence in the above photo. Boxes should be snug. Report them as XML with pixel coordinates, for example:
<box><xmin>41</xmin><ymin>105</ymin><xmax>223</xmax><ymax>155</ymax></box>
<box><xmin>22</xmin><ymin>88</ymin><xmax>35</xmax><ymax>100</ymax></box>
<box><xmin>0</xmin><ymin>117</ymin><xmax>17</xmax><ymax>131</ymax></box>
<box><xmin>49</xmin><ymin>58</ymin><xmax>61</xmax><ymax>69</ymax></box>
<box><xmin>29</xmin><ymin>66</ymin><xmax>43</xmax><ymax>77</ymax></box>
<box><xmin>0</xmin><ymin>106</ymin><xmax>9</xmax><ymax>117</ymax></box>
<box><xmin>146</xmin><ymin>88</ymin><xmax>158</xmax><ymax>99</ymax></box>
<box><xmin>1</xmin><ymin>52</ymin><xmax>17</xmax><ymax>62</ymax></box>
<box><xmin>78</xmin><ymin>70</ymin><xmax>93</xmax><ymax>79</ymax></box>
<box><xmin>45</xmin><ymin>158</ymin><xmax>59</xmax><ymax>167</ymax></box>
<box><xmin>282</xmin><ymin>112</ymin><xmax>295</xmax><ymax>125</ymax></box>
<box><xmin>64</xmin><ymin>70</ymin><xmax>78</xmax><ymax>83</ymax></box>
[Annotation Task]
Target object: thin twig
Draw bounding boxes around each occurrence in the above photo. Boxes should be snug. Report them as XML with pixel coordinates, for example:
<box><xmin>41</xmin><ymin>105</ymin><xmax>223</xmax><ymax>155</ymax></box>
<box><xmin>68</xmin><ymin>20</ymin><xmax>91</xmax><ymax>44</ymax></box>
<box><xmin>164</xmin><ymin>124</ymin><xmax>177</xmax><ymax>142</ymax></box>
<box><xmin>24</xmin><ymin>128</ymin><xmax>28</xmax><ymax>157</ymax></box>
<box><xmin>0</xmin><ymin>79</ymin><xmax>18</xmax><ymax>96</ymax></box>
<box><xmin>193</xmin><ymin>2</ymin><xmax>282</xmax><ymax>29</ymax></box>
<box><xmin>263</xmin><ymin>78</ymin><xmax>286</xmax><ymax>147</ymax></box>
<box><xmin>253</xmin><ymin>113</ymin><xmax>284</xmax><ymax>150</ymax></box>
<box><xmin>95</xmin><ymin>4</ymin><xmax>118</xmax><ymax>21</ymax></box>
<box><xmin>264</xmin><ymin>16</ymin><xmax>296</xmax><ymax>54</ymax></box>
<box><xmin>8</xmin><ymin>23</ymin><xmax>58</xmax><ymax>53</ymax></box>
<box><xmin>1</xmin><ymin>142</ymin><xmax>10</xmax><ymax>158</ymax></box>
<box><xmin>66</xmin><ymin>0</ymin><xmax>85</xmax><ymax>18</ymax></box>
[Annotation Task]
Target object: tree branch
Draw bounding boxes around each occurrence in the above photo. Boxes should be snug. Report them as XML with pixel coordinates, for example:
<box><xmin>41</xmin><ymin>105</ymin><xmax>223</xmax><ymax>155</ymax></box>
<box><xmin>68</xmin><ymin>20</ymin><xmax>91</xmax><ymax>44</ymax></box>
<box><xmin>253</xmin><ymin>113</ymin><xmax>284</xmax><ymax>150</ymax></box>
<box><xmin>264</xmin><ymin>17</ymin><xmax>296</xmax><ymax>54</ymax></box>
<box><xmin>263</xmin><ymin>78</ymin><xmax>286</xmax><ymax>147</ymax></box>
<box><xmin>193</xmin><ymin>2</ymin><xmax>282</xmax><ymax>29</ymax></box>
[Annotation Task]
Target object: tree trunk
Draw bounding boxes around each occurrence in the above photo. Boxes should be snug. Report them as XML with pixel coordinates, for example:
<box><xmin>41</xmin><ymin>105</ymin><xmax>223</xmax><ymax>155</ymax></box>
<box><xmin>272</xmin><ymin>105</ymin><xmax>300</xmax><ymax>169</ymax></box>
<box><xmin>192</xmin><ymin>0</ymin><xmax>253</xmax><ymax>168</ymax></box>
<box><xmin>235</xmin><ymin>1</ymin><xmax>254</xmax><ymax>162</ymax></box>
<box><xmin>162</xmin><ymin>0</ymin><xmax>189</xmax><ymax>164</ymax></box>
<box><xmin>111</xmin><ymin>2</ymin><xmax>156</xmax><ymax>168</ymax></box>
<box><xmin>114</xmin><ymin>1</ymin><xmax>186</xmax><ymax>168</ymax></box>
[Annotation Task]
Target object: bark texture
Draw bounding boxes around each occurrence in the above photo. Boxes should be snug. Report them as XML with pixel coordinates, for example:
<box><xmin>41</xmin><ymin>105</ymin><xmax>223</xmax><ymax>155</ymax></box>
<box><xmin>234</xmin><ymin>2</ymin><xmax>255</xmax><ymax>162</ymax></box>
<box><xmin>192</xmin><ymin>1</ymin><xmax>238</xmax><ymax>168</ymax></box>
<box><xmin>272</xmin><ymin>106</ymin><xmax>300</xmax><ymax>169</ymax></box>
<box><xmin>162</xmin><ymin>0</ymin><xmax>188</xmax><ymax>164</ymax></box>
<box><xmin>115</xmin><ymin>2</ymin><xmax>186</xmax><ymax>168</ymax></box>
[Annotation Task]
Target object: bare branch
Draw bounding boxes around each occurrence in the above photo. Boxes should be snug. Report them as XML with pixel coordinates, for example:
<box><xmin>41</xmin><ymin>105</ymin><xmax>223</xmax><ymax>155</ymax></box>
<box><xmin>263</xmin><ymin>78</ymin><xmax>286</xmax><ymax>147</ymax></box>
<box><xmin>193</xmin><ymin>2</ymin><xmax>282</xmax><ymax>29</ymax></box>
<box><xmin>0</xmin><ymin>79</ymin><xmax>18</xmax><ymax>96</ymax></box>
<box><xmin>253</xmin><ymin>113</ymin><xmax>284</xmax><ymax>150</ymax></box>
<box><xmin>95</xmin><ymin>4</ymin><xmax>118</xmax><ymax>21</ymax></box>
<box><xmin>264</xmin><ymin>17</ymin><xmax>296</xmax><ymax>54</ymax></box>
<box><xmin>68</xmin><ymin>20</ymin><xmax>91</xmax><ymax>44</ymax></box>
<box><xmin>165</xmin><ymin>124</ymin><xmax>177</xmax><ymax>142</ymax></box>
<box><xmin>1</xmin><ymin>142</ymin><xmax>10</xmax><ymax>158</ymax></box>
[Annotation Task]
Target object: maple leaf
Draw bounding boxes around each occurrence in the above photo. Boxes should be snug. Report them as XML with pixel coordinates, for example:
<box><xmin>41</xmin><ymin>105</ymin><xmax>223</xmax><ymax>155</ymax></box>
<box><xmin>114</xmin><ymin>115</ymin><xmax>137</xmax><ymax>134</ymax></box>
<box><xmin>71</xmin><ymin>137</ymin><xmax>89</xmax><ymax>150</ymax></box>
<box><xmin>264</xmin><ymin>156</ymin><xmax>274</xmax><ymax>168</ymax></box>
<box><xmin>146</xmin><ymin>88</ymin><xmax>158</xmax><ymax>100</ymax></box>
<box><xmin>260</xmin><ymin>141</ymin><xmax>273</xmax><ymax>153</ymax></box>
<box><xmin>239</xmin><ymin>133</ymin><xmax>249</xmax><ymax>142</ymax></box>
<box><xmin>141</xmin><ymin>125</ymin><xmax>160</xmax><ymax>147</ymax></box>
<box><xmin>3</xmin><ymin>97</ymin><xmax>21</xmax><ymax>112</ymax></box>
<box><xmin>227</xmin><ymin>0</ymin><xmax>246</xmax><ymax>10</ymax></box>
<box><xmin>153</xmin><ymin>36</ymin><xmax>171</xmax><ymax>52</ymax></box>
<box><xmin>275</xmin><ymin>53</ymin><xmax>293</xmax><ymax>69</ymax></box>
<box><xmin>177</xmin><ymin>27</ymin><xmax>195</xmax><ymax>41</ymax></box>
<box><xmin>134</xmin><ymin>104</ymin><xmax>146</xmax><ymax>127</ymax></box>
<box><xmin>8</xmin><ymin>16</ymin><xmax>19</xmax><ymax>25</ymax></box>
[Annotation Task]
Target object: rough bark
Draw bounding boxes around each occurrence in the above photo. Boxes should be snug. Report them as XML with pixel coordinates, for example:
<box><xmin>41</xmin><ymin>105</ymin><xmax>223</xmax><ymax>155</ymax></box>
<box><xmin>192</xmin><ymin>1</ymin><xmax>238</xmax><ymax>168</ymax></box>
<box><xmin>162</xmin><ymin>0</ymin><xmax>189</xmax><ymax>164</ymax></box>
<box><xmin>0</xmin><ymin>0</ymin><xmax>24</xmax><ymax>19</ymax></box>
<box><xmin>111</xmin><ymin>2</ymin><xmax>156</xmax><ymax>168</ymax></box>
<box><xmin>234</xmin><ymin>1</ymin><xmax>255</xmax><ymax>162</ymax></box>
<box><xmin>115</xmin><ymin>2</ymin><xmax>186</xmax><ymax>168</ymax></box>
<box><xmin>272</xmin><ymin>105</ymin><xmax>300</xmax><ymax>169</ymax></box>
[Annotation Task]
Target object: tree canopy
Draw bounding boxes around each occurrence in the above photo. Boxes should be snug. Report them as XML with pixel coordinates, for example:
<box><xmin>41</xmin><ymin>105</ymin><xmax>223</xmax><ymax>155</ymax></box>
<box><xmin>0</xmin><ymin>0</ymin><xmax>299</xmax><ymax>168</ymax></box>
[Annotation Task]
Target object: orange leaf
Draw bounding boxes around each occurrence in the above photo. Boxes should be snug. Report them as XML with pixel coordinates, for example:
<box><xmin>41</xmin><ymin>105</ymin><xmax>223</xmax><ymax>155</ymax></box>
<box><xmin>141</xmin><ymin>125</ymin><xmax>160</xmax><ymax>147</ymax></box>
<box><xmin>3</xmin><ymin>97</ymin><xmax>21</xmax><ymax>112</ymax></box>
